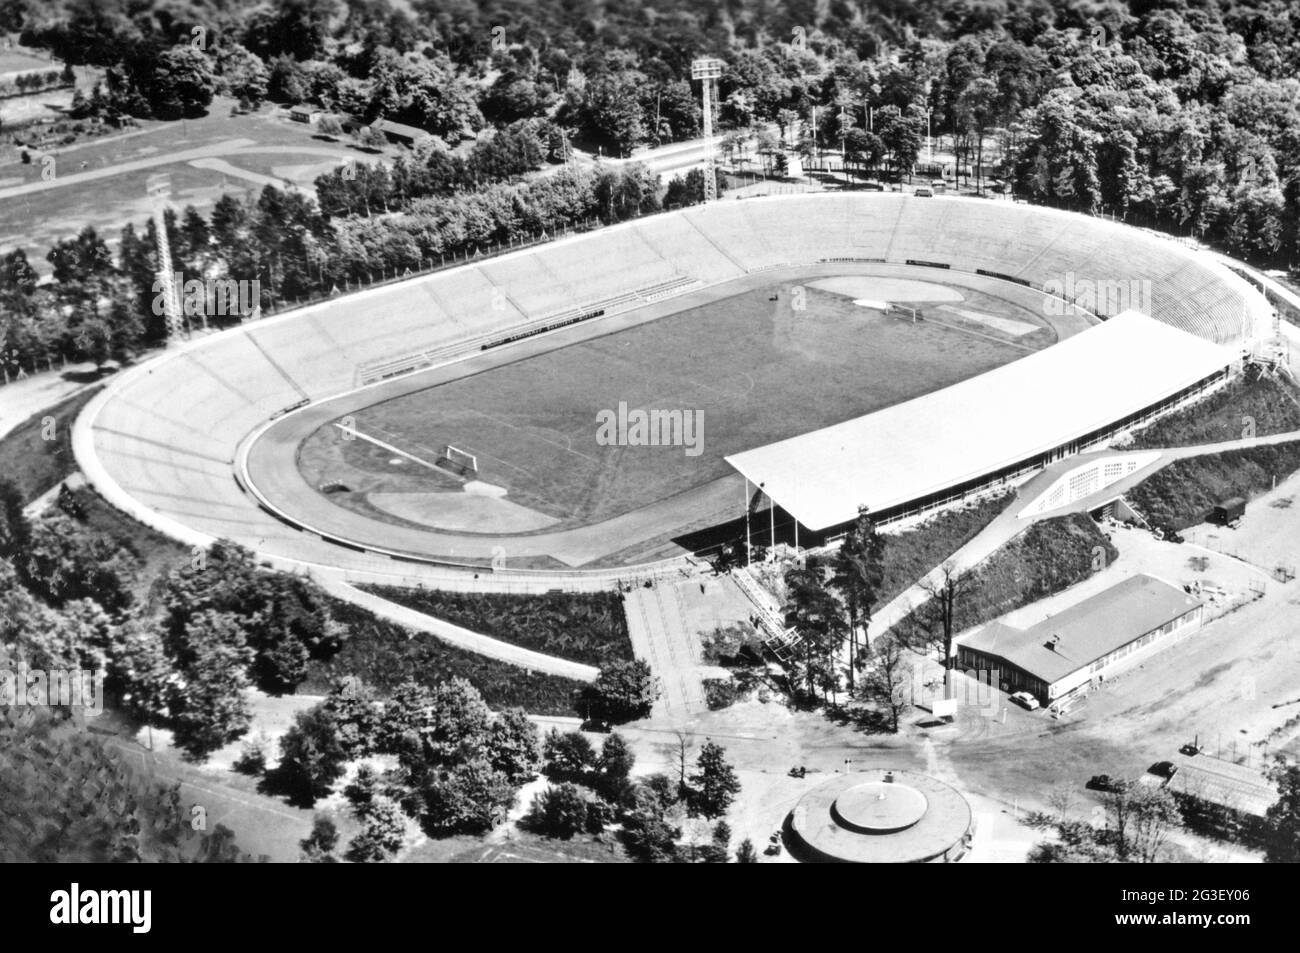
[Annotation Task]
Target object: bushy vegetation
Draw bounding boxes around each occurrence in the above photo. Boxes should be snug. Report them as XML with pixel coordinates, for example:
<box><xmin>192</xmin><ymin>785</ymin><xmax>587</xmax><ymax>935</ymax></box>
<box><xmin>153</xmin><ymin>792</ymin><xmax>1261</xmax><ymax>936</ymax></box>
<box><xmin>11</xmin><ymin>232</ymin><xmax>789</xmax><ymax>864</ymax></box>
<box><xmin>532</xmin><ymin>729</ymin><xmax>740</xmax><ymax>861</ymax></box>
<box><xmin>1128</xmin><ymin>442</ymin><xmax>1300</xmax><ymax>535</ymax></box>
<box><xmin>0</xmin><ymin>66</ymin><xmax>70</xmax><ymax>99</ymax></box>
<box><xmin>573</xmin><ymin>659</ymin><xmax>660</xmax><ymax>726</ymax></box>
<box><xmin>359</xmin><ymin>586</ymin><xmax>632</xmax><ymax>667</ymax></box>
<box><xmin>769</xmin><ymin>501</ymin><xmax>1015</xmax><ymax>707</ymax></box>
<box><xmin>9</xmin><ymin>0</ymin><xmax>1300</xmax><ymax>374</ymax></box>
<box><xmin>893</xmin><ymin>513</ymin><xmax>1118</xmax><ymax>644</ymax></box>
<box><xmin>268</xmin><ymin>677</ymin><xmax>543</xmax><ymax>852</ymax></box>
<box><xmin>305</xmin><ymin>599</ymin><xmax>585</xmax><ymax>716</ymax></box>
<box><xmin>1127</xmin><ymin>373</ymin><xmax>1300</xmax><ymax>450</ymax></box>
<box><xmin>1027</xmin><ymin>781</ymin><xmax>1180</xmax><ymax>863</ymax></box>
<box><xmin>0</xmin><ymin>708</ymin><xmax>264</xmax><ymax>863</ymax></box>
<box><xmin>702</xmin><ymin>676</ymin><xmax>741</xmax><ymax>711</ymax></box>
<box><xmin>0</xmin><ymin>387</ymin><xmax>100</xmax><ymax>501</ymax></box>
<box><xmin>877</xmin><ymin>492</ymin><xmax>1015</xmax><ymax>606</ymax></box>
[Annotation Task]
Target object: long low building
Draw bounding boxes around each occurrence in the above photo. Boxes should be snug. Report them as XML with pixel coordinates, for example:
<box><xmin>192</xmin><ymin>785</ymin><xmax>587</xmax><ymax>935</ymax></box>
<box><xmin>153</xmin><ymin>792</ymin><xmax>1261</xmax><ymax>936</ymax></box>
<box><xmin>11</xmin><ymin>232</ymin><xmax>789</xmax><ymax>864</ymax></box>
<box><xmin>956</xmin><ymin>574</ymin><xmax>1204</xmax><ymax>704</ymax></box>
<box><xmin>725</xmin><ymin>311</ymin><xmax>1234</xmax><ymax>536</ymax></box>
<box><xmin>1167</xmin><ymin>757</ymin><xmax>1279</xmax><ymax>819</ymax></box>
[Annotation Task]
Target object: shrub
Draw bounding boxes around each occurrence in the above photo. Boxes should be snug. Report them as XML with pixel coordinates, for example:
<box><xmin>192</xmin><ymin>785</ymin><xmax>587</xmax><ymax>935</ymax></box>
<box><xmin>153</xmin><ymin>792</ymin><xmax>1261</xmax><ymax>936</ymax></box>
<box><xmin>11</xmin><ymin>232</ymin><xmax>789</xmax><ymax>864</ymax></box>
<box><xmin>359</xmin><ymin>586</ymin><xmax>633</xmax><ymax>667</ymax></box>
<box><xmin>703</xmin><ymin>677</ymin><xmax>740</xmax><ymax>711</ymax></box>
<box><xmin>891</xmin><ymin>513</ymin><xmax>1117</xmax><ymax>640</ymax></box>
<box><xmin>1127</xmin><ymin>374</ymin><xmax>1300</xmax><ymax>450</ymax></box>
<box><xmin>523</xmin><ymin>783</ymin><xmax>592</xmax><ymax>839</ymax></box>
<box><xmin>305</xmin><ymin>599</ymin><xmax>585</xmax><ymax>714</ymax></box>
<box><xmin>543</xmin><ymin>729</ymin><xmax>597</xmax><ymax>782</ymax></box>
<box><xmin>1129</xmin><ymin>442</ymin><xmax>1300</xmax><ymax>535</ymax></box>
<box><xmin>233</xmin><ymin>734</ymin><xmax>269</xmax><ymax>776</ymax></box>
<box><xmin>573</xmin><ymin>659</ymin><xmax>659</xmax><ymax>726</ymax></box>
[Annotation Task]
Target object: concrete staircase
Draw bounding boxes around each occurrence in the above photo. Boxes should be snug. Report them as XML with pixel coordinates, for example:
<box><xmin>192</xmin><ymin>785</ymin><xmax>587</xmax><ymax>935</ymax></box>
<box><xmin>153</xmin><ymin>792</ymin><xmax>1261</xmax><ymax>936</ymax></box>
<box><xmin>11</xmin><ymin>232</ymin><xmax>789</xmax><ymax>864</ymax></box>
<box><xmin>623</xmin><ymin>580</ymin><xmax>707</xmax><ymax>721</ymax></box>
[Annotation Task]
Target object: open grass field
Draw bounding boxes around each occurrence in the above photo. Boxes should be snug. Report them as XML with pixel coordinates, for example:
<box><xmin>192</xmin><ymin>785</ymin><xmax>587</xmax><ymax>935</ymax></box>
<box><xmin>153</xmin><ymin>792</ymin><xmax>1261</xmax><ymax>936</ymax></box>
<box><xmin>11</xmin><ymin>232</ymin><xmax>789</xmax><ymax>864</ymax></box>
<box><xmin>0</xmin><ymin>384</ymin><xmax>100</xmax><ymax>501</ymax></box>
<box><xmin>299</xmin><ymin>275</ymin><xmax>1052</xmax><ymax>536</ymax></box>
<box><xmin>0</xmin><ymin>48</ymin><xmax>56</xmax><ymax>75</ymax></box>
<box><xmin>0</xmin><ymin>97</ymin><xmax>371</xmax><ymax>265</ymax></box>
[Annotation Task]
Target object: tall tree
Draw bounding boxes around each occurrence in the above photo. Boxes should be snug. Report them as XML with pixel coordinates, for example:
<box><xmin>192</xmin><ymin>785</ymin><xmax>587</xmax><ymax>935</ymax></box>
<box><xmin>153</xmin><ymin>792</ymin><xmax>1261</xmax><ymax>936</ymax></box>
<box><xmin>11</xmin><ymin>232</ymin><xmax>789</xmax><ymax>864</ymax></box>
<box><xmin>168</xmin><ymin>610</ymin><xmax>254</xmax><ymax>759</ymax></box>
<box><xmin>859</xmin><ymin>635</ymin><xmax>912</xmax><ymax>733</ymax></box>
<box><xmin>1264</xmin><ymin>759</ymin><xmax>1300</xmax><ymax>863</ymax></box>
<box><xmin>783</xmin><ymin>563</ymin><xmax>848</xmax><ymax>703</ymax></box>
<box><xmin>913</xmin><ymin>562</ymin><xmax>969</xmax><ymax>700</ymax></box>
<box><xmin>830</xmin><ymin>508</ymin><xmax>886</xmax><ymax>688</ymax></box>
<box><xmin>574</xmin><ymin>659</ymin><xmax>659</xmax><ymax>726</ymax></box>
<box><xmin>690</xmin><ymin>740</ymin><xmax>741</xmax><ymax>820</ymax></box>
<box><xmin>277</xmin><ymin>703</ymin><xmax>347</xmax><ymax>805</ymax></box>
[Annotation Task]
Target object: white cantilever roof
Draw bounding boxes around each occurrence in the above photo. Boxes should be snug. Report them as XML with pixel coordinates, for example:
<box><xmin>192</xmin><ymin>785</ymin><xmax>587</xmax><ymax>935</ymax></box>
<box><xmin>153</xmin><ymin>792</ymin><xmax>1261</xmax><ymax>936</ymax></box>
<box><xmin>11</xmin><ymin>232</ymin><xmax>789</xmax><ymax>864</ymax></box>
<box><xmin>724</xmin><ymin>311</ymin><xmax>1235</xmax><ymax>531</ymax></box>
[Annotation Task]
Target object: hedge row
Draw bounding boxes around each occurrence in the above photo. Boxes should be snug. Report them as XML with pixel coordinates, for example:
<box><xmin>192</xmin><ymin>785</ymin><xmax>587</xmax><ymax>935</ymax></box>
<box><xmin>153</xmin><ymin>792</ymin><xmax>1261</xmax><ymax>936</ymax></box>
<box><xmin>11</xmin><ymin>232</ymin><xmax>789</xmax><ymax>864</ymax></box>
<box><xmin>358</xmin><ymin>586</ymin><xmax>633</xmax><ymax>667</ymax></box>
<box><xmin>1128</xmin><ymin>374</ymin><xmax>1300</xmax><ymax>451</ymax></box>
<box><xmin>892</xmin><ymin>513</ymin><xmax>1118</xmax><ymax>639</ymax></box>
<box><xmin>305</xmin><ymin>598</ymin><xmax>585</xmax><ymax>716</ymax></box>
<box><xmin>1128</xmin><ymin>441</ymin><xmax>1300</xmax><ymax>535</ymax></box>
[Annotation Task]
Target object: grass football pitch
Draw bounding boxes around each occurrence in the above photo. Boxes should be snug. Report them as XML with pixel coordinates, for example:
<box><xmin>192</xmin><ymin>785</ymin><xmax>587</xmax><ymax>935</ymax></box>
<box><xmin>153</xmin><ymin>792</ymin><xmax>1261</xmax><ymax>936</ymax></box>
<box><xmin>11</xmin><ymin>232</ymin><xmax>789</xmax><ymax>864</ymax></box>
<box><xmin>300</xmin><ymin>277</ymin><xmax>1052</xmax><ymax>530</ymax></box>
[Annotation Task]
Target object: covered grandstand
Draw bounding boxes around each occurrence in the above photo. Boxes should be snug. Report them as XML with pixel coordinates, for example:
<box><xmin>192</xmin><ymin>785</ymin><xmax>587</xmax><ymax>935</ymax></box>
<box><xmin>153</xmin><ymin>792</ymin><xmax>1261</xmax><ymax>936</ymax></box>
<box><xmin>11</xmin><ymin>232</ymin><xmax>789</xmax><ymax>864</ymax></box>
<box><xmin>73</xmin><ymin>193</ymin><xmax>1271</xmax><ymax>582</ymax></box>
<box><xmin>724</xmin><ymin>311</ymin><xmax>1237</xmax><ymax>538</ymax></box>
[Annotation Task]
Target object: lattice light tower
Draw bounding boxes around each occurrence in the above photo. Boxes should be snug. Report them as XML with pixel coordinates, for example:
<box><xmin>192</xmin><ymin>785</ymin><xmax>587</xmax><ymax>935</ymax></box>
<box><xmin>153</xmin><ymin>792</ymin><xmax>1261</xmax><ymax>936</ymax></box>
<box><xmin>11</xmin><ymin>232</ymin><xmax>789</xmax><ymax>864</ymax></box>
<box><xmin>146</xmin><ymin>173</ymin><xmax>185</xmax><ymax>340</ymax></box>
<box><xmin>691</xmin><ymin>57</ymin><xmax>724</xmax><ymax>202</ymax></box>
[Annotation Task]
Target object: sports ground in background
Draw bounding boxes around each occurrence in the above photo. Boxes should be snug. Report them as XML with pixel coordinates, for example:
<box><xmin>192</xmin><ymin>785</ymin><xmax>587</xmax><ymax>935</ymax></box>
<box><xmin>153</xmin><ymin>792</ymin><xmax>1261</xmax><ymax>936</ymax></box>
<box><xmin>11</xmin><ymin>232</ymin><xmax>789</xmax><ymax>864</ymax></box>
<box><xmin>0</xmin><ymin>96</ymin><xmax>376</xmax><ymax>267</ymax></box>
<box><xmin>298</xmin><ymin>272</ymin><xmax>1058</xmax><ymax>538</ymax></box>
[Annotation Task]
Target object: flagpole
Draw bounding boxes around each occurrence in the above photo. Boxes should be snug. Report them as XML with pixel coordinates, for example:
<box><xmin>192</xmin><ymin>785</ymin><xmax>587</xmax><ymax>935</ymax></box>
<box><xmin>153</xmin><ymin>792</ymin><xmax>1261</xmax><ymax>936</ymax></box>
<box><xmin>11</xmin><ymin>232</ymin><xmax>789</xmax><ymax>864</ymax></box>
<box><xmin>744</xmin><ymin>477</ymin><xmax>751</xmax><ymax>564</ymax></box>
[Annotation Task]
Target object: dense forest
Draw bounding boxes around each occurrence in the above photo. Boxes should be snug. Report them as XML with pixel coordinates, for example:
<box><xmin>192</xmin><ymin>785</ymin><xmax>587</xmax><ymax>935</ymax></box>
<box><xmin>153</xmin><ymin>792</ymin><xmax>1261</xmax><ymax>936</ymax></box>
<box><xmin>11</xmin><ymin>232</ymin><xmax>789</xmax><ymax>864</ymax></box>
<box><xmin>1</xmin><ymin>0</ymin><xmax>1298</xmax><ymax>370</ymax></box>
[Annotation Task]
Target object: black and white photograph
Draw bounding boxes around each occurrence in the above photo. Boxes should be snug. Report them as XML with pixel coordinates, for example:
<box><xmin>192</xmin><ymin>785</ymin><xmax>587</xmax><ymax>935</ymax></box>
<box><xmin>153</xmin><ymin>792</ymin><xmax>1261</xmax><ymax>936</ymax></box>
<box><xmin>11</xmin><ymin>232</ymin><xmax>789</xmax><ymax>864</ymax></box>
<box><xmin>0</xmin><ymin>0</ymin><xmax>1294</xmax><ymax>919</ymax></box>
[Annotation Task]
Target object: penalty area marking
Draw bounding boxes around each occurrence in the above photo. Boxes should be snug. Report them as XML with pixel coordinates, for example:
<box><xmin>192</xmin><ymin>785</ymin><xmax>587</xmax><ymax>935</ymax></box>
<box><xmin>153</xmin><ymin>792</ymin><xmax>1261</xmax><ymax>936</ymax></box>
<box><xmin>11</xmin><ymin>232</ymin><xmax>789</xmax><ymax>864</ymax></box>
<box><xmin>332</xmin><ymin>421</ymin><xmax>449</xmax><ymax>474</ymax></box>
<box><xmin>463</xmin><ymin>407</ymin><xmax>600</xmax><ymax>464</ymax></box>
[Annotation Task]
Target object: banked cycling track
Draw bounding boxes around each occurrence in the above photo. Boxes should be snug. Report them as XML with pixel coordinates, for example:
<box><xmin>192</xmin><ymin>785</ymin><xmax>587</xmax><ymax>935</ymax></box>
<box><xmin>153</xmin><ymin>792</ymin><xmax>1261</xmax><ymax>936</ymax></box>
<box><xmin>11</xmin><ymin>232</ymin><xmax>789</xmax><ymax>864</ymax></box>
<box><xmin>73</xmin><ymin>193</ymin><xmax>1272</xmax><ymax>674</ymax></box>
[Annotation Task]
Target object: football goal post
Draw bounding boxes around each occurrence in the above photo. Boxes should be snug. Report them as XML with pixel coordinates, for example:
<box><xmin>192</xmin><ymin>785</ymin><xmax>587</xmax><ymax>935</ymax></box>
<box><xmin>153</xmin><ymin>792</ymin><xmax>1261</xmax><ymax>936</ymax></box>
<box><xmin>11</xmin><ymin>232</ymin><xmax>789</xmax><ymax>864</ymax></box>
<box><xmin>887</xmin><ymin>303</ymin><xmax>921</xmax><ymax>323</ymax></box>
<box><xmin>438</xmin><ymin>444</ymin><xmax>479</xmax><ymax>477</ymax></box>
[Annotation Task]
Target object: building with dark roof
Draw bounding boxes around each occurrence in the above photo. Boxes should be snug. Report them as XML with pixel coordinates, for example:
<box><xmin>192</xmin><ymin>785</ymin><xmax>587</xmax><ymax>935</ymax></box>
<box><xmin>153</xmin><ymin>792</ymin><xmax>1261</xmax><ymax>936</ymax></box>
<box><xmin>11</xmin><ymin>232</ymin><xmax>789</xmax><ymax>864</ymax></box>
<box><xmin>370</xmin><ymin>118</ymin><xmax>433</xmax><ymax>146</ymax></box>
<box><xmin>957</xmin><ymin>574</ymin><xmax>1203</xmax><ymax>704</ymax></box>
<box><xmin>338</xmin><ymin>116</ymin><xmax>434</xmax><ymax>147</ymax></box>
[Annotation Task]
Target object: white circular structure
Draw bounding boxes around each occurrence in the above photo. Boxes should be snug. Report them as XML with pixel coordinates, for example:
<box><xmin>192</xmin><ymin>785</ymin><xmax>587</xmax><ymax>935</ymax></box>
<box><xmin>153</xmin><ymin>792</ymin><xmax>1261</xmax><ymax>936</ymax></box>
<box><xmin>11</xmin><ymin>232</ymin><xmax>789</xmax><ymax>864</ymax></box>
<box><xmin>833</xmin><ymin>780</ymin><xmax>929</xmax><ymax>833</ymax></box>
<box><xmin>791</xmin><ymin>769</ymin><xmax>973</xmax><ymax>863</ymax></box>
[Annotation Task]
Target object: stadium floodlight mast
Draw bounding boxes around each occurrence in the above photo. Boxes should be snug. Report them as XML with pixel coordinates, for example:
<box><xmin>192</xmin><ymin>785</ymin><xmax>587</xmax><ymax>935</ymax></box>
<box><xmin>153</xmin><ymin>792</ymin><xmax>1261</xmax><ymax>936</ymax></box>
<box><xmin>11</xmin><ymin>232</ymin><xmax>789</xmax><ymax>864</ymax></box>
<box><xmin>691</xmin><ymin>57</ymin><xmax>724</xmax><ymax>202</ymax></box>
<box><xmin>145</xmin><ymin>173</ymin><xmax>187</xmax><ymax>339</ymax></box>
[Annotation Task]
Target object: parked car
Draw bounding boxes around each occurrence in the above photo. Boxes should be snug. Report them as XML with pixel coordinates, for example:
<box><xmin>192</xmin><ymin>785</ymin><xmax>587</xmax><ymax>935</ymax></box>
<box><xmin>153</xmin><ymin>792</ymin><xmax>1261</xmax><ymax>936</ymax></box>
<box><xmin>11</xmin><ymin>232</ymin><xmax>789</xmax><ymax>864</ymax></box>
<box><xmin>1010</xmin><ymin>691</ymin><xmax>1040</xmax><ymax>710</ymax></box>
<box><xmin>1149</xmin><ymin>761</ymin><xmax>1179</xmax><ymax>780</ymax></box>
<box><xmin>914</xmin><ymin>187</ymin><xmax>934</xmax><ymax>197</ymax></box>
<box><xmin>1087</xmin><ymin>774</ymin><xmax>1122</xmax><ymax>792</ymax></box>
<box><xmin>1179</xmin><ymin>742</ymin><xmax>1203</xmax><ymax>757</ymax></box>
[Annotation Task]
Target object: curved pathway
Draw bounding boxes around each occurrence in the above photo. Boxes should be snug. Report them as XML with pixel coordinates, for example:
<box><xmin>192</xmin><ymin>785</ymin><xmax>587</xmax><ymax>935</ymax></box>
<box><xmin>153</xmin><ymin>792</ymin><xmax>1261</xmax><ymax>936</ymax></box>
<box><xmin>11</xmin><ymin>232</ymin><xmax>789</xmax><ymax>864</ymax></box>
<box><xmin>322</xmin><ymin>578</ymin><xmax>598</xmax><ymax>681</ymax></box>
<box><xmin>866</xmin><ymin>427</ymin><xmax>1300</xmax><ymax>644</ymax></box>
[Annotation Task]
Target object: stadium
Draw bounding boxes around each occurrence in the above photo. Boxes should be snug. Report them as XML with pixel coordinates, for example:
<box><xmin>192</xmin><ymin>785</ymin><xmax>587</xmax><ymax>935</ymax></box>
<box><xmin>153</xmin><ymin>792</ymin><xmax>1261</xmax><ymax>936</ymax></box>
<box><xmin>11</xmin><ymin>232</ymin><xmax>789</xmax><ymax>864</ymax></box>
<box><xmin>73</xmin><ymin>193</ymin><xmax>1272</xmax><ymax>591</ymax></box>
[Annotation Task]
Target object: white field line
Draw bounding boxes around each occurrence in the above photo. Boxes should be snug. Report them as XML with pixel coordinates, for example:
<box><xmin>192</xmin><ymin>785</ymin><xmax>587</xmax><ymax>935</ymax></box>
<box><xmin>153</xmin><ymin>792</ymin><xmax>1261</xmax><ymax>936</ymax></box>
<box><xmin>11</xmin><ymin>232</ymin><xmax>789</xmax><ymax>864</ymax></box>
<box><xmin>332</xmin><ymin>421</ymin><xmax>446</xmax><ymax>473</ymax></box>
